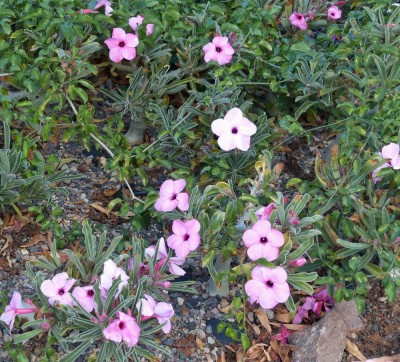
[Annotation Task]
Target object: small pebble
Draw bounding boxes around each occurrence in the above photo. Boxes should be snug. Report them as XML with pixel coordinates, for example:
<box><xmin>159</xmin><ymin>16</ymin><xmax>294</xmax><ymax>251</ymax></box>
<box><xmin>177</xmin><ymin>297</ymin><xmax>184</xmax><ymax>306</ymax></box>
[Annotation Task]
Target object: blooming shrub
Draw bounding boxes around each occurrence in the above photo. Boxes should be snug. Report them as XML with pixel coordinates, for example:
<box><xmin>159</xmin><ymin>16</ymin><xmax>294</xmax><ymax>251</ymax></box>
<box><xmin>1</xmin><ymin>0</ymin><xmax>400</xmax><ymax>358</ymax></box>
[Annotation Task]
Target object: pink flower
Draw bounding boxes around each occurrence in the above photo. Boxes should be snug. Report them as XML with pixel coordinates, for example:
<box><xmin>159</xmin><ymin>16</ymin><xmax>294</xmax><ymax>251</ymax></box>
<box><xmin>72</xmin><ymin>286</ymin><xmax>97</xmax><ymax>313</ymax></box>
<box><xmin>203</xmin><ymin>36</ymin><xmax>235</xmax><ymax>65</ymax></box>
<box><xmin>155</xmin><ymin>179</ymin><xmax>189</xmax><ymax>212</ymax></box>
<box><xmin>104</xmin><ymin>28</ymin><xmax>139</xmax><ymax>63</ymax></box>
<box><xmin>289</xmin><ymin>257</ymin><xmax>307</xmax><ymax>267</ymax></box>
<box><xmin>242</xmin><ymin>220</ymin><xmax>284</xmax><ymax>261</ymax></box>
<box><xmin>40</xmin><ymin>272</ymin><xmax>76</xmax><ymax>306</ymax></box>
<box><xmin>129</xmin><ymin>15</ymin><xmax>145</xmax><ymax>31</ymax></box>
<box><xmin>255</xmin><ymin>203</ymin><xmax>276</xmax><ymax>221</ymax></box>
<box><xmin>94</xmin><ymin>0</ymin><xmax>113</xmax><ymax>16</ymax></box>
<box><xmin>145</xmin><ymin>238</ymin><xmax>186</xmax><ymax>276</ymax></box>
<box><xmin>103</xmin><ymin>311</ymin><xmax>140</xmax><ymax>347</ymax></box>
<box><xmin>211</xmin><ymin>108</ymin><xmax>257</xmax><ymax>152</ymax></box>
<box><xmin>0</xmin><ymin>292</ymin><xmax>39</xmax><ymax>331</ymax></box>
<box><xmin>289</xmin><ymin>12</ymin><xmax>308</xmax><ymax>30</ymax></box>
<box><xmin>382</xmin><ymin>143</ymin><xmax>400</xmax><ymax>169</ymax></box>
<box><xmin>146</xmin><ymin>24</ymin><xmax>155</xmax><ymax>36</ymax></box>
<box><xmin>137</xmin><ymin>295</ymin><xmax>174</xmax><ymax>333</ymax></box>
<box><xmin>312</xmin><ymin>288</ymin><xmax>334</xmax><ymax>316</ymax></box>
<box><xmin>100</xmin><ymin>260</ymin><xmax>129</xmax><ymax>299</ymax></box>
<box><xmin>372</xmin><ymin>143</ymin><xmax>400</xmax><ymax>183</ymax></box>
<box><xmin>167</xmin><ymin>219</ymin><xmax>201</xmax><ymax>258</ymax></box>
<box><xmin>245</xmin><ymin>266</ymin><xmax>290</xmax><ymax>309</ymax></box>
<box><xmin>327</xmin><ymin>6</ymin><xmax>342</xmax><ymax>20</ymax></box>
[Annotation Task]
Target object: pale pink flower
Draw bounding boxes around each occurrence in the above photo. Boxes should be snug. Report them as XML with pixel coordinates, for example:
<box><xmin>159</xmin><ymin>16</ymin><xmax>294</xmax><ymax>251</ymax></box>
<box><xmin>103</xmin><ymin>311</ymin><xmax>140</xmax><ymax>347</ymax></box>
<box><xmin>129</xmin><ymin>15</ymin><xmax>145</xmax><ymax>31</ymax></box>
<box><xmin>372</xmin><ymin>143</ymin><xmax>400</xmax><ymax>183</ymax></box>
<box><xmin>94</xmin><ymin>0</ymin><xmax>113</xmax><ymax>16</ymax></box>
<box><xmin>137</xmin><ymin>295</ymin><xmax>174</xmax><ymax>333</ymax></box>
<box><xmin>0</xmin><ymin>292</ymin><xmax>39</xmax><ymax>331</ymax></box>
<box><xmin>146</xmin><ymin>24</ymin><xmax>155</xmax><ymax>36</ymax></box>
<box><xmin>289</xmin><ymin>12</ymin><xmax>308</xmax><ymax>30</ymax></box>
<box><xmin>211</xmin><ymin>108</ymin><xmax>257</xmax><ymax>151</ymax></box>
<box><xmin>203</xmin><ymin>36</ymin><xmax>235</xmax><ymax>65</ymax></box>
<box><xmin>255</xmin><ymin>203</ymin><xmax>276</xmax><ymax>221</ymax></box>
<box><xmin>100</xmin><ymin>260</ymin><xmax>129</xmax><ymax>299</ymax></box>
<box><xmin>245</xmin><ymin>266</ymin><xmax>290</xmax><ymax>309</ymax></box>
<box><xmin>40</xmin><ymin>272</ymin><xmax>76</xmax><ymax>306</ymax></box>
<box><xmin>72</xmin><ymin>286</ymin><xmax>97</xmax><ymax>313</ymax></box>
<box><xmin>289</xmin><ymin>257</ymin><xmax>307</xmax><ymax>267</ymax></box>
<box><xmin>104</xmin><ymin>28</ymin><xmax>139</xmax><ymax>63</ymax></box>
<box><xmin>145</xmin><ymin>238</ymin><xmax>186</xmax><ymax>276</ymax></box>
<box><xmin>242</xmin><ymin>220</ymin><xmax>284</xmax><ymax>261</ymax></box>
<box><xmin>327</xmin><ymin>6</ymin><xmax>342</xmax><ymax>20</ymax></box>
<box><xmin>154</xmin><ymin>179</ymin><xmax>189</xmax><ymax>212</ymax></box>
<box><xmin>167</xmin><ymin>219</ymin><xmax>201</xmax><ymax>258</ymax></box>
<box><xmin>382</xmin><ymin>142</ymin><xmax>400</xmax><ymax>169</ymax></box>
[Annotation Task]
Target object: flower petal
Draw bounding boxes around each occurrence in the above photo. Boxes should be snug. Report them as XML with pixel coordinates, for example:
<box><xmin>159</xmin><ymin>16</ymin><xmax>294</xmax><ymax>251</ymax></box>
<box><xmin>266</xmin><ymin>228</ymin><xmax>284</xmax><ymax>247</ymax></box>
<box><xmin>211</xmin><ymin>118</ymin><xmax>230</xmax><ymax>136</ymax></box>
<box><xmin>109</xmin><ymin>47</ymin><xmax>123</xmax><ymax>63</ymax></box>
<box><xmin>253</xmin><ymin>220</ymin><xmax>272</xmax><ymax>238</ymax></box>
<box><xmin>217</xmin><ymin>132</ymin><xmax>236</xmax><ymax>151</ymax></box>
<box><xmin>111</xmin><ymin>28</ymin><xmax>126</xmax><ymax>41</ymax></box>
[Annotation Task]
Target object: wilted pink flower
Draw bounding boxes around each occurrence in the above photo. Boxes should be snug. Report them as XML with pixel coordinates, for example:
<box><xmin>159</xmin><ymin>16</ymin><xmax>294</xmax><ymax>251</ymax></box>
<box><xmin>312</xmin><ymin>288</ymin><xmax>334</xmax><ymax>316</ymax></box>
<box><xmin>155</xmin><ymin>179</ymin><xmax>189</xmax><ymax>212</ymax></box>
<box><xmin>41</xmin><ymin>272</ymin><xmax>76</xmax><ymax>306</ymax></box>
<box><xmin>293</xmin><ymin>296</ymin><xmax>315</xmax><ymax>324</ymax></box>
<box><xmin>289</xmin><ymin>12</ymin><xmax>308</xmax><ymax>30</ymax></box>
<box><xmin>211</xmin><ymin>108</ymin><xmax>257</xmax><ymax>152</ymax></box>
<box><xmin>146</xmin><ymin>24</ymin><xmax>155</xmax><ymax>36</ymax></box>
<box><xmin>271</xmin><ymin>324</ymin><xmax>292</xmax><ymax>345</ymax></box>
<box><xmin>0</xmin><ymin>292</ymin><xmax>39</xmax><ymax>331</ymax></box>
<box><xmin>72</xmin><ymin>286</ymin><xmax>97</xmax><ymax>313</ymax></box>
<box><xmin>104</xmin><ymin>28</ymin><xmax>139</xmax><ymax>63</ymax></box>
<box><xmin>256</xmin><ymin>203</ymin><xmax>276</xmax><ymax>221</ymax></box>
<box><xmin>94</xmin><ymin>0</ymin><xmax>113</xmax><ymax>16</ymax></box>
<box><xmin>288</xmin><ymin>210</ymin><xmax>299</xmax><ymax>226</ymax></box>
<box><xmin>167</xmin><ymin>219</ymin><xmax>201</xmax><ymax>258</ymax></box>
<box><xmin>145</xmin><ymin>238</ymin><xmax>186</xmax><ymax>276</ymax></box>
<box><xmin>137</xmin><ymin>295</ymin><xmax>174</xmax><ymax>333</ymax></box>
<box><xmin>242</xmin><ymin>220</ymin><xmax>284</xmax><ymax>261</ymax></box>
<box><xmin>100</xmin><ymin>260</ymin><xmax>129</xmax><ymax>299</ymax></box>
<box><xmin>129</xmin><ymin>15</ymin><xmax>145</xmax><ymax>31</ymax></box>
<box><xmin>289</xmin><ymin>257</ymin><xmax>307</xmax><ymax>267</ymax></box>
<box><xmin>203</xmin><ymin>36</ymin><xmax>235</xmax><ymax>65</ymax></box>
<box><xmin>103</xmin><ymin>311</ymin><xmax>140</xmax><ymax>347</ymax></box>
<box><xmin>245</xmin><ymin>266</ymin><xmax>290</xmax><ymax>309</ymax></box>
<box><xmin>327</xmin><ymin>5</ymin><xmax>342</xmax><ymax>20</ymax></box>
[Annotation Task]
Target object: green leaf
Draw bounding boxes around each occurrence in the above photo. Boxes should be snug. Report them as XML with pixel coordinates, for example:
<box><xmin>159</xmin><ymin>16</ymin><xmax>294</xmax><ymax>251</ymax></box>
<box><xmin>241</xmin><ymin>333</ymin><xmax>251</xmax><ymax>350</ymax></box>
<box><xmin>288</xmin><ymin>272</ymin><xmax>318</xmax><ymax>283</ymax></box>
<box><xmin>13</xmin><ymin>329</ymin><xmax>42</xmax><ymax>344</ymax></box>
<box><xmin>221</xmin><ymin>23</ymin><xmax>240</xmax><ymax>33</ymax></box>
<box><xmin>59</xmin><ymin>341</ymin><xmax>93</xmax><ymax>362</ymax></box>
<box><xmin>288</xmin><ymin>278</ymin><xmax>314</xmax><ymax>295</ymax></box>
<box><xmin>336</xmin><ymin>239</ymin><xmax>371</xmax><ymax>250</ymax></box>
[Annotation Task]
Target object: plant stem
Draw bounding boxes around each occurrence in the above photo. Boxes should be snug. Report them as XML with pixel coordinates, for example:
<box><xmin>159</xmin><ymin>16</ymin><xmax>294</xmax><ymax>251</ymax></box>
<box><xmin>65</xmin><ymin>95</ymin><xmax>144</xmax><ymax>203</ymax></box>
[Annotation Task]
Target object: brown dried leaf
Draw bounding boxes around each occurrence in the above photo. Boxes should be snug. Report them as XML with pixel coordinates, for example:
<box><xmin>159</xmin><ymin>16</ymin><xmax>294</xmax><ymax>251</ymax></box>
<box><xmin>103</xmin><ymin>188</ymin><xmax>120</xmax><ymax>197</ymax></box>
<box><xmin>206</xmin><ymin>354</ymin><xmax>213</xmax><ymax>362</ymax></box>
<box><xmin>195</xmin><ymin>336</ymin><xmax>204</xmax><ymax>350</ymax></box>
<box><xmin>247</xmin><ymin>317</ymin><xmax>261</xmax><ymax>335</ymax></box>
<box><xmin>244</xmin><ymin>343</ymin><xmax>269</xmax><ymax>361</ymax></box>
<box><xmin>219</xmin><ymin>349</ymin><xmax>226</xmax><ymax>362</ymax></box>
<box><xmin>89</xmin><ymin>203</ymin><xmax>110</xmax><ymax>216</ymax></box>
<box><xmin>254</xmin><ymin>309</ymin><xmax>272</xmax><ymax>333</ymax></box>
<box><xmin>364</xmin><ymin>355</ymin><xmax>400</xmax><ymax>362</ymax></box>
<box><xmin>345</xmin><ymin>338</ymin><xmax>366</xmax><ymax>361</ymax></box>
<box><xmin>275</xmin><ymin>312</ymin><xmax>292</xmax><ymax>323</ymax></box>
<box><xmin>20</xmin><ymin>234</ymin><xmax>47</xmax><ymax>248</ymax></box>
<box><xmin>269</xmin><ymin>322</ymin><xmax>307</xmax><ymax>331</ymax></box>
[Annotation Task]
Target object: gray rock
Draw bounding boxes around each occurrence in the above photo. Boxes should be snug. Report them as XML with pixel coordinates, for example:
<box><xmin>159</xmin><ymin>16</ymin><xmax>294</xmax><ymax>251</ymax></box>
<box><xmin>289</xmin><ymin>310</ymin><xmax>347</xmax><ymax>362</ymax></box>
<box><xmin>332</xmin><ymin>299</ymin><xmax>364</xmax><ymax>332</ymax></box>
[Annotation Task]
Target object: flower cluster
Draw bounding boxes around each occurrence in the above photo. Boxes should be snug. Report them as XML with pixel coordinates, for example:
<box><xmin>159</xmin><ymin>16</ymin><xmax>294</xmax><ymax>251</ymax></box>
<box><xmin>102</xmin><ymin>8</ymin><xmax>154</xmax><ymax>63</ymax></box>
<box><xmin>1</xmin><ymin>257</ymin><xmax>176</xmax><ymax>348</ymax></box>
<box><xmin>289</xmin><ymin>5</ymin><xmax>342</xmax><ymax>31</ymax></box>
<box><xmin>155</xmin><ymin>179</ymin><xmax>201</xmax><ymax>259</ymax></box>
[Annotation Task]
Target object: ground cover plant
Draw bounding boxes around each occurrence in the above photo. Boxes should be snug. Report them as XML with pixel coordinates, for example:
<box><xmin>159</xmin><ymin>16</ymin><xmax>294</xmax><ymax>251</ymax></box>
<box><xmin>0</xmin><ymin>0</ymin><xmax>399</xmax><ymax>360</ymax></box>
